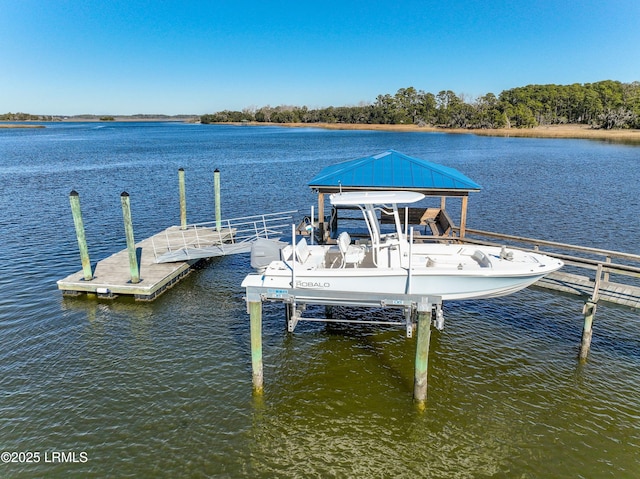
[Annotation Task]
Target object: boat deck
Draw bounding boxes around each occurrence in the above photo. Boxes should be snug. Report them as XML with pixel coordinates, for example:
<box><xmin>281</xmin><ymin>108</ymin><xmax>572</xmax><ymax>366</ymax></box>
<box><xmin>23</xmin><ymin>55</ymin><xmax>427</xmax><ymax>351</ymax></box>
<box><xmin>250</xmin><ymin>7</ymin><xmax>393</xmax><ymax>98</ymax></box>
<box><xmin>462</xmin><ymin>228</ymin><xmax>640</xmax><ymax>310</ymax></box>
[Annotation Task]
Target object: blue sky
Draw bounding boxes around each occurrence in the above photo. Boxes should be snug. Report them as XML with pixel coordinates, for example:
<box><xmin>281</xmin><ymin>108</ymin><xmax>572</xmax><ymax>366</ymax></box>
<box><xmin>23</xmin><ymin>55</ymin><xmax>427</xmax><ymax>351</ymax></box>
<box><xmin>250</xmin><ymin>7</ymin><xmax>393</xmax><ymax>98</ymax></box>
<box><xmin>1</xmin><ymin>0</ymin><xmax>639</xmax><ymax>115</ymax></box>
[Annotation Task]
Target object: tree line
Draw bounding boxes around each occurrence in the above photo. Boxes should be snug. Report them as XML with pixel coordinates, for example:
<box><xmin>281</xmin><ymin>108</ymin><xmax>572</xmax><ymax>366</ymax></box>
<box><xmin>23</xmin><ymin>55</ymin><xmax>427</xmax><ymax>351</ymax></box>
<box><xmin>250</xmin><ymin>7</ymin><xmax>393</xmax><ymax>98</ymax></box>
<box><xmin>1</xmin><ymin>112</ymin><xmax>56</xmax><ymax>121</ymax></box>
<box><xmin>0</xmin><ymin>113</ymin><xmax>197</xmax><ymax>121</ymax></box>
<box><xmin>201</xmin><ymin>80</ymin><xmax>640</xmax><ymax>130</ymax></box>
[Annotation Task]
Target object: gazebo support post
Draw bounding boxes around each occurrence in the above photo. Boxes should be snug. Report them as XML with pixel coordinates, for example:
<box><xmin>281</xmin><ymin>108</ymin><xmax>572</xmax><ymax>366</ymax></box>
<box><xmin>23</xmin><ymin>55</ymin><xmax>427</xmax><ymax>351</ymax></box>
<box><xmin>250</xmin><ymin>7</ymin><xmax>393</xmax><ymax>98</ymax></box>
<box><xmin>459</xmin><ymin>196</ymin><xmax>469</xmax><ymax>238</ymax></box>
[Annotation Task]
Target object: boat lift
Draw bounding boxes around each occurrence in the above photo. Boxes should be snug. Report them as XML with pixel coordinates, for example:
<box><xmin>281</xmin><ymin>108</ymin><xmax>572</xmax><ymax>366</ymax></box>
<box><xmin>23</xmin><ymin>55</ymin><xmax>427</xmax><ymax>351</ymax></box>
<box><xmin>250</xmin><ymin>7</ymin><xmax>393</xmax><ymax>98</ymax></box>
<box><xmin>246</xmin><ymin>284</ymin><xmax>444</xmax><ymax>338</ymax></box>
<box><xmin>244</xmin><ymin>283</ymin><xmax>443</xmax><ymax>405</ymax></box>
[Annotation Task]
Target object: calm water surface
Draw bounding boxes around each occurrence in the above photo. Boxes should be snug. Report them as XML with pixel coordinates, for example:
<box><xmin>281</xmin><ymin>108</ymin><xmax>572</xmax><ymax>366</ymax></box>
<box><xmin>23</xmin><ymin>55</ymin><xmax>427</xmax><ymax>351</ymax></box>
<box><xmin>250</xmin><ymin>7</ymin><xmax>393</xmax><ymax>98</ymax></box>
<box><xmin>1</xmin><ymin>123</ymin><xmax>639</xmax><ymax>478</ymax></box>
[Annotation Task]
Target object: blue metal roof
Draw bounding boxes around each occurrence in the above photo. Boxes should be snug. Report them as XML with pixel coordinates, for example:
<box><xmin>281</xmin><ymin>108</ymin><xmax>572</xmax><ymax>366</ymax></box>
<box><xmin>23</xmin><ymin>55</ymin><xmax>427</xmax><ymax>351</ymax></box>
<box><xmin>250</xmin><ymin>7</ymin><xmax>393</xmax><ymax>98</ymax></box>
<box><xmin>308</xmin><ymin>150</ymin><xmax>482</xmax><ymax>192</ymax></box>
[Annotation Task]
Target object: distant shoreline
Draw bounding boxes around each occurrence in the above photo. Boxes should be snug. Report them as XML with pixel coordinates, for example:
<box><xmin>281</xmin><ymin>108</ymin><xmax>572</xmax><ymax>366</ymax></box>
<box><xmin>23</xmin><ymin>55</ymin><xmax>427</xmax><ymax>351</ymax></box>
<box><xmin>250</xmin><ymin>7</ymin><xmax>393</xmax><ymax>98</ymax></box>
<box><xmin>0</xmin><ymin>124</ymin><xmax>46</xmax><ymax>128</ymax></box>
<box><xmin>3</xmin><ymin>120</ymin><xmax>639</xmax><ymax>143</ymax></box>
<box><xmin>1</xmin><ymin>116</ymin><xmax>198</xmax><ymax>126</ymax></box>
<box><xmin>252</xmin><ymin>122</ymin><xmax>640</xmax><ymax>143</ymax></box>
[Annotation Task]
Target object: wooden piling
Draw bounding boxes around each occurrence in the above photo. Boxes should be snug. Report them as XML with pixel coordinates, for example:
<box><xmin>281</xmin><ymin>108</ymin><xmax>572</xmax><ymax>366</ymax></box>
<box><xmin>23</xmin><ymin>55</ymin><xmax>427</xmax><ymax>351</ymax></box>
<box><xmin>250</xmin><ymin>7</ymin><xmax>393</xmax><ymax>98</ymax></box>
<box><xmin>317</xmin><ymin>193</ymin><xmax>326</xmax><ymax>241</ymax></box>
<box><xmin>120</xmin><ymin>192</ymin><xmax>140</xmax><ymax>284</ymax></box>
<box><xmin>579</xmin><ymin>300</ymin><xmax>597</xmax><ymax>361</ymax></box>
<box><xmin>579</xmin><ymin>264</ymin><xmax>602</xmax><ymax>360</ymax></box>
<box><xmin>413</xmin><ymin>309</ymin><xmax>432</xmax><ymax>407</ymax></box>
<box><xmin>214</xmin><ymin>168</ymin><xmax>221</xmax><ymax>232</ymax></box>
<box><xmin>69</xmin><ymin>190</ymin><xmax>93</xmax><ymax>281</ymax></box>
<box><xmin>459</xmin><ymin>196</ymin><xmax>469</xmax><ymax>238</ymax></box>
<box><xmin>178</xmin><ymin>168</ymin><xmax>187</xmax><ymax>229</ymax></box>
<box><xmin>249</xmin><ymin>300</ymin><xmax>264</xmax><ymax>394</ymax></box>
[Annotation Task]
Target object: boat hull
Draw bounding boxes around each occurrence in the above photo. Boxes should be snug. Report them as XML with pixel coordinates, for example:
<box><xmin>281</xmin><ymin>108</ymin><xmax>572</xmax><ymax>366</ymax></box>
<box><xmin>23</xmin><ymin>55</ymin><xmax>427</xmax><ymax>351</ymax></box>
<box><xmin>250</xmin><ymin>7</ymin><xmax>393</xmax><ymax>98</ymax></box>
<box><xmin>242</xmin><ymin>265</ymin><xmax>555</xmax><ymax>301</ymax></box>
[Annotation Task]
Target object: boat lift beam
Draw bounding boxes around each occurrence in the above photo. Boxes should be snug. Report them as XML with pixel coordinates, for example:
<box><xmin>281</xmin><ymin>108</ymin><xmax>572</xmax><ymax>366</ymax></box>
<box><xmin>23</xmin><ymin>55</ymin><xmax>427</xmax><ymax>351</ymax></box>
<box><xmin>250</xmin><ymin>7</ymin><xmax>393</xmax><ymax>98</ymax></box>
<box><xmin>286</xmin><ymin>300</ymin><xmax>445</xmax><ymax>338</ymax></box>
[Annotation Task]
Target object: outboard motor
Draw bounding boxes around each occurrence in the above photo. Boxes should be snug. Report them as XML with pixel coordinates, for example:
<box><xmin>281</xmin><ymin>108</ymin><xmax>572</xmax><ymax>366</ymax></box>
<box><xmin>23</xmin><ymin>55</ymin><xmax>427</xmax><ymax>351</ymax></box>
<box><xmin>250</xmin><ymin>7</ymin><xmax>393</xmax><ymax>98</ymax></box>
<box><xmin>250</xmin><ymin>238</ymin><xmax>287</xmax><ymax>271</ymax></box>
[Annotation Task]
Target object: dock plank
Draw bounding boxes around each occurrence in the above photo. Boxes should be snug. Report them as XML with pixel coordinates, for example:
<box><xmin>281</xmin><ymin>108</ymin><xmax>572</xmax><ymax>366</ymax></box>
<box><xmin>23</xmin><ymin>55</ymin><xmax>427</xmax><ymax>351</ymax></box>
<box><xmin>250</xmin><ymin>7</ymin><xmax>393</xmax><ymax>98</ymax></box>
<box><xmin>535</xmin><ymin>271</ymin><xmax>640</xmax><ymax>309</ymax></box>
<box><xmin>57</xmin><ymin>228</ymin><xmax>200</xmax><ymax>300</ymax></box>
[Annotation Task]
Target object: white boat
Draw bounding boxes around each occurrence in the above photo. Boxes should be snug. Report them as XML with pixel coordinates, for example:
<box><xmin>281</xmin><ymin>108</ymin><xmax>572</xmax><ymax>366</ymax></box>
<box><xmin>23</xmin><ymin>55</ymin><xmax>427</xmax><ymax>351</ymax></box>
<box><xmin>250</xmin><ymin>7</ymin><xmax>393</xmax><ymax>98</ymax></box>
<box><xmin>242</xmin><ymin>191</ymin><xmax>564</xmax><ymax>301</ymax></box>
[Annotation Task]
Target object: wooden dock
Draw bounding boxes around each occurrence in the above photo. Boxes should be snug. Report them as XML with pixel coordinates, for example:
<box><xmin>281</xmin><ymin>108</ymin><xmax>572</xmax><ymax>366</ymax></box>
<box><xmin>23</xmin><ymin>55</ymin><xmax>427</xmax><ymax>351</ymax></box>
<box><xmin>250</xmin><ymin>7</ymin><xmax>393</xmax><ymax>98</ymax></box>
<box><xmin>538</xmin><ymin>271</ymin><xmax>640</xmax><ymax>309</ymax></box>
<box><xmin>58</xmin><ymin>227</ymin><xmax>208</xmax><ymax>300</ymax></box>
<box><xmin>458</xmin><ymin>227</ymin><xmax>640</xmax><ymax>361</ymax></box>
<box><xmin>58</xmin><ymin>211</ymin><xmax>296</xmax><ymax>301</ymax></box>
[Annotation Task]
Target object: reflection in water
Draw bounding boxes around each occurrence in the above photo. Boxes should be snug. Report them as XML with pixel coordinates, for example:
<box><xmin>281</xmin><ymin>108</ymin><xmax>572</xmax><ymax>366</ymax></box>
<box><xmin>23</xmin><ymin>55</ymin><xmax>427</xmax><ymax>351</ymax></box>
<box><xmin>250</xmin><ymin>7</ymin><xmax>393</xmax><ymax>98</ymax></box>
<box><xmin>246</xmin><ymin>325</ymin><xmax>517</xmax><ymax>478</ymax></box>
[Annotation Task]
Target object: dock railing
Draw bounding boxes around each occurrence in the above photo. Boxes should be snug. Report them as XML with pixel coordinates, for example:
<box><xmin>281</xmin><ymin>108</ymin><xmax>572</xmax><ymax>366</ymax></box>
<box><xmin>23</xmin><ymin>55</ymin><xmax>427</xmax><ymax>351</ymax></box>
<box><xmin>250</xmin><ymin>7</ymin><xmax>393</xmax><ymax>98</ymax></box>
<box><xmin>151</xmin><ymin>210</ymin><xmax>297</xmax><ymax>262</ymax></box>
<box><xmin>456</xmin><ymin>227</ymin><xmax>640</xmax><ymax>308</ymax></box>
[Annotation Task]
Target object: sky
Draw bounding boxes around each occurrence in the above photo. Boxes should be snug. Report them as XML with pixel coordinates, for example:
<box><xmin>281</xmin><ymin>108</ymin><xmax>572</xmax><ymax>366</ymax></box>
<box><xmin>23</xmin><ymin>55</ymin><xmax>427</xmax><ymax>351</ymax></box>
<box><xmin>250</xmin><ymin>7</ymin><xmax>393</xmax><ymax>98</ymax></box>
<box><xmin>1</xmin><ymin>0</ymin><xmax>639</xmax><ymax>116</ymax></box>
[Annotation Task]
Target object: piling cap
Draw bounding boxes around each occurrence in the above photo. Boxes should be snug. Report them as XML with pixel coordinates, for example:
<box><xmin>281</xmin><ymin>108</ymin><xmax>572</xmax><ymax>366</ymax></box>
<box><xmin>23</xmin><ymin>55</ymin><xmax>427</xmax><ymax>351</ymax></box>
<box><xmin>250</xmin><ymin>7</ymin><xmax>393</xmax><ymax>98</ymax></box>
<box><xmin>121</xmin><ymin>191</ymin><xmax>130</xmax><ymax>197</ymax></box>
<box><xmin>70</xmin><ymin>190</ymin><xmax>79</xmax><ymax>196</ymax></box>
<box><xmin>214</xmin><ymin>168</ymin><xmax>220</xmax><ymax>173</ymax></box>
<box><xmin>179</xmin><ymin>167</ymin><xmax>184</xmax><ymax>171</ymax></box>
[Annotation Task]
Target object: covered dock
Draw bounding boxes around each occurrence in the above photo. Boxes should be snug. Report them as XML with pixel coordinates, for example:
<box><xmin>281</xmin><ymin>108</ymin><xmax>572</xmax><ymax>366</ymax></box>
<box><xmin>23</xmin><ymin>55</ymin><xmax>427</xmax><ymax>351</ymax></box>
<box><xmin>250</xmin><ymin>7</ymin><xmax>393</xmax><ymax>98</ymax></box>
<box><xmin>307</xmin><ymin>150</ymin><xmax>482</xmax><ymax>241</ymax></box>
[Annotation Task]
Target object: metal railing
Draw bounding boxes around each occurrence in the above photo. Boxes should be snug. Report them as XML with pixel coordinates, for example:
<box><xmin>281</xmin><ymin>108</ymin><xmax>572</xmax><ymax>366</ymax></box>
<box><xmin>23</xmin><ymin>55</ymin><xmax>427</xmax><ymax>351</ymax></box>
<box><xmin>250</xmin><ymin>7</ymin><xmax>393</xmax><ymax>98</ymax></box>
<box><xmin>151</xmin><ymin>210</ymin><xmax>297</xmax><ymax>261</ymax></box>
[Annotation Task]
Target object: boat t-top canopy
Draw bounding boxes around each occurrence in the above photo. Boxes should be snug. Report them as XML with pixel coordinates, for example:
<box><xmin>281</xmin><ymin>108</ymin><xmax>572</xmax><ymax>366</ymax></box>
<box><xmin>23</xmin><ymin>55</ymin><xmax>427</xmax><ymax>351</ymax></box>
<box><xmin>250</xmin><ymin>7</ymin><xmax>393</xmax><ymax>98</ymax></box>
<box><xmin>330</xmin><ymin>191</ymin><xmax>425</xmax><ymax>207</ymax></box>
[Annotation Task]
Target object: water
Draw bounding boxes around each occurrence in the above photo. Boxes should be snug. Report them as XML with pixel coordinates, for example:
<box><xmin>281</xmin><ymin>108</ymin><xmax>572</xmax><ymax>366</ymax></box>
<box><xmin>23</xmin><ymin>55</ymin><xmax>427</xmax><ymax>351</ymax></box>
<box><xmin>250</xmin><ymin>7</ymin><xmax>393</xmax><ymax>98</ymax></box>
<box><xmin>1</xmin><ymin>122</ymin><xmax>639</xmax><ymax>478</ymax></box>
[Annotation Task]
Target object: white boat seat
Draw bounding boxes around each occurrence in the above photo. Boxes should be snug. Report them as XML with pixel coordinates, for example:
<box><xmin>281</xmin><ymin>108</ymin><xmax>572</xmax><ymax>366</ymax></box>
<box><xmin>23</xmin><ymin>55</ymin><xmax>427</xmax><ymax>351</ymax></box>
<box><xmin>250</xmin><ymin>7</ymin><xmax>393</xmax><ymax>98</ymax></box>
<box><xmin>295</xmin><ymin>238</ymin><xmax>311</xmax><ymax>262</ymax></box>
<box><xmin>281</xmin><ymin>245</ymin><xmax>294</xmax><ymax>261</ymax></box>
<box><xmin>337</xmin><ymin>232</ymin><xmax>365</xmax><ymax>268</ymax></box>
<box><xmin>294</xmin><ymin>238</ymin><xmax>324</xmax><ymax>268</ymax></box>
